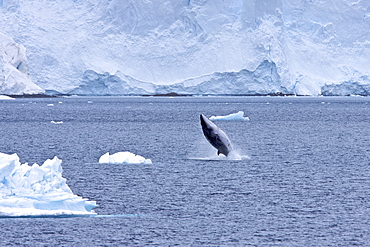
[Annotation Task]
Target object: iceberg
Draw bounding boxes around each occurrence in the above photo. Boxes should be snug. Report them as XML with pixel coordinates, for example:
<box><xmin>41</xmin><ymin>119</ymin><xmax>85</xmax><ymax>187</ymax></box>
<box><xmin>50</xmin><ymin>121</ymin><xmax>63</xmax><ymax>124</ymax></box>
<box><xmin>99</xmin><ymin>152</ymin><xmax>152</xmax><ymax>164</ymax></box>
<box><xmin>0</xmin><ymin>152</ymin><xmax>97</xmax><ymax>217</ymax></box>
<box><xmin>0</xmin><ymin>33</ymin><xmax>44</xmax><ymax>95</ymax></box>
<box><xmin>209</xmin><ymin>111</ymin><xmax>250</xmax><ymax>121</ymax></box>
<box><xmin>0</xmin><ymin>95</ymin><xmax>15</xmax><ymax>100</ymax></box>
<box><xmin>321</xmin><ymin>79</ymin><xmax>370</xmax><ymax>96</ymax></box>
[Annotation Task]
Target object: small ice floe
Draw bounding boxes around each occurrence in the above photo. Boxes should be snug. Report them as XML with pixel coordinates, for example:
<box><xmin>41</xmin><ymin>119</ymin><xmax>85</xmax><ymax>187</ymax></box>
<box><xmin>50</xmin><ymin>121</ymin><xmax>63</xmax><ymax>124</ymax></box>
<box><xmin>99</xmin><ymin>152</ymin><xmax>152</xmax><ymax>164</ymax></box>
<box><xmin>0</xmin><ymin>152</ymin><xmax>97</xmax><ymax>217</ymax></box>
<box><xmin>87</xmin><ymin>101</ymin><xmax>93</xmax><ymax>104</ymax></box>
<box><xmin>47</xmin><ymin>104</ymin><xmax>54</xmax><ymax>106</ymax></box>
<box><xmin>209</xmin><ymin>111</ymin><xmax>250</xmax><ymax>121</ymax></box>
<box><xmin>0</xmin><ymin>95</ymin><xmax>14</xmax><ymax>100</ymax></box>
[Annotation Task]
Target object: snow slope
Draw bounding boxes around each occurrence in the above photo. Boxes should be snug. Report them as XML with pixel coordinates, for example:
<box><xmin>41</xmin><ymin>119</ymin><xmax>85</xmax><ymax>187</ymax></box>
<box><xmin>0</xmin><ymin>0</ymin><xmax>369</xmax><ymax>95</ymax></box>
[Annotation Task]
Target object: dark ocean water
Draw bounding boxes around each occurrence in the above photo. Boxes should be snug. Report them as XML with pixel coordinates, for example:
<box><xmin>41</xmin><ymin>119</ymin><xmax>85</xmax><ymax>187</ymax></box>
<box><xmin>0</xmin><ymin>96</ymin><xmax>370</xmax><ymax>246</ymax></box>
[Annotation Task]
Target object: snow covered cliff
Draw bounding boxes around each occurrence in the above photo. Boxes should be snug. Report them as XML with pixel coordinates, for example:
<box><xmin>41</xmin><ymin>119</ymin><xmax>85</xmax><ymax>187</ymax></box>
<box><xmin>0</xmin><ymin>0</ymin><xmax>369</xmax><ymax>96</ymax></box>
<box><xmin>0</xmin><ymin>33</ymin><xmax>44</xmax><ymax>95</ymax></box>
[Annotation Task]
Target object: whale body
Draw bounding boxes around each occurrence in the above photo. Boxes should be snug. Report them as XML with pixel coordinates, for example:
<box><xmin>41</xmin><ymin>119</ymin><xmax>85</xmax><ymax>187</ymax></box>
<box><xmin>200</xmin><ymin>114</ymin><xmax>233</xmax><ymax>156</ymax></box>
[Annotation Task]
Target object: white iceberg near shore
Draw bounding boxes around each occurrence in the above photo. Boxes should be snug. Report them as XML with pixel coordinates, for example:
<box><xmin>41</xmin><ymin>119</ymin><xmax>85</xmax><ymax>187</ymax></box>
<box><xmin>209</xmin><ymin>111</ymin><xmax>250</xmax><ymax>121</ymax></box>
<box><xmin>99</xmin><ymin>152</ymin><xmax>152</xmax><ymax>164</ymax></box>
<box><xmin>0</xmin><ymin>152</ymin><xmax>97</xmax><ymax>217</ymax></box>
<box><xmin>0</xmin><ymin>95</ymin><xmax>14</xmax><ymax>100</ymax></box>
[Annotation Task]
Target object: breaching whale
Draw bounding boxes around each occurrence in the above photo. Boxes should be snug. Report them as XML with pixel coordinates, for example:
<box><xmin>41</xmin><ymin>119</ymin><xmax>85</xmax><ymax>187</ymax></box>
<box><xmin>200</xmin><ymin>114</ymin><xmax>233</xmax><ymax>156</ymax></box>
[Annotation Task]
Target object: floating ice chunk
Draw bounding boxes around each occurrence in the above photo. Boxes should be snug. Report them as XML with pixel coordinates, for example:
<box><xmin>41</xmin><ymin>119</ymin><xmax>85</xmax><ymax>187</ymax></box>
<box><xmin>209</xmin><ymin>111</ymin><xmax>250</xmax><ymax>121</ymax></box>
<box><xmin>50</xmin><ymin>121</ymin><xmax>63</xmax><ymax>124</ymax></box>
<box><xmin>0</xmin><ymin>95</ymin><xmax>14</xmax><ymax>100</ymax></box>
<box><xmin>99</xmin><ymin>152</ymin><xmax>152</xmax><ymax>164</ymax></box>
<box><xmin>47</xmin><ymin>104</ymin><xmax>54</xmax><ymax>106</ymax></box>
<box><xmin>0</xmin><ymin>152</ymin><xmax>97</xmax><ymax>217</ymax></box>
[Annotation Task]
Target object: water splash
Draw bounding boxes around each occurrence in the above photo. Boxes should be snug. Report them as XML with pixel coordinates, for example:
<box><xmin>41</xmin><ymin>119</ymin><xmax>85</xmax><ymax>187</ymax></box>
<box><xmin>189</xmin><ymin>140</ymin><xmax>250</xmax><ymax>161</ymax></box>
<box><xmin>191</xmin><ymin>150</ymin><xmax>250</xmax><ymax>161</ymax></box>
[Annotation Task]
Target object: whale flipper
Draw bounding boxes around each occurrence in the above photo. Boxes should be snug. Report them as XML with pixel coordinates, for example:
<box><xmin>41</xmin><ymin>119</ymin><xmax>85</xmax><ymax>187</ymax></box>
<box><xmin>200</xmin><ymin>114</ymin><xmax>233</xmax><ymax>156</ymax></box>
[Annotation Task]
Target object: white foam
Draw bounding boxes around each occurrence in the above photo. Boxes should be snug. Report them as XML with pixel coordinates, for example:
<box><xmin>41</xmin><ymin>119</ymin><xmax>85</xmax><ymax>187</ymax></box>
<box><xmin>189</xmin><ymin>148</ymin><xmax>250</xmax><ymax>161</ymax></box>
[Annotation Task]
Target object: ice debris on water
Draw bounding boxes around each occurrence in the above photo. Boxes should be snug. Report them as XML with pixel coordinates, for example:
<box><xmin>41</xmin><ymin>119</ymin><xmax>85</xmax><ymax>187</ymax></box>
<box><xmin>99</xmin><ymin>152</ymin><xmax>152</xmax><ymax>164</ymax></box>
<box><xmin>50</xmin><ymin>121</ymin><xmax>63</xmax><ymax>124</ymax></box>
<box><xmin>0</xmin><ymin>152</ymin><xmax>97</xmax><ymax>217</ymax></box>
<box><xmin>209</xmin><ymin>111</ymin><xmax>250</xmax><ymax>121</ymax></box>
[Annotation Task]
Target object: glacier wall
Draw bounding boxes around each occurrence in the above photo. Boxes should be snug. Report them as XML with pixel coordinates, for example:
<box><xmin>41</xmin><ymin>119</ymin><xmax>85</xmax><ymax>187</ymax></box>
<box><xmin>70</xmin><ymin>60</ymin><xmax>286</xmax><ymax>95</ymax></box>
<box><xmin>0</xmin><ymin>33</ymin><xmax>44</xmax><ymax>95</ymax></box>
<box><xmin>0</xmin><ymin>0</ymin><xmax>369</xmax><ymax>95</ymax></box>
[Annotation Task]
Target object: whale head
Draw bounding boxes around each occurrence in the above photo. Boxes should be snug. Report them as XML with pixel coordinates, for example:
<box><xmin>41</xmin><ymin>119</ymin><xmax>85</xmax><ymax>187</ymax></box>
<box><xmin>200</xmin><ymin>114</ymin><xmax>233</xmax><ymax>156</ymax></box>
